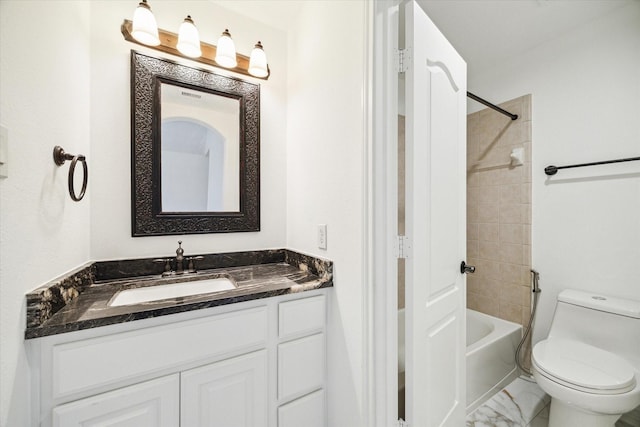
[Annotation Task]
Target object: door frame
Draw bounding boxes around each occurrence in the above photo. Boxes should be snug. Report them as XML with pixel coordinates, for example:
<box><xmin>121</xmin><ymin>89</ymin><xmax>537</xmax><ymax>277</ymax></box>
<box><xmin>364</xmin><ymin>0</ymin><xmax>401</xmax><ymax>426</ymax></box>
<box><xmin>367</xmin><ymin>1</ymin><xmax>468</xmax><ymax>425</ymax></box>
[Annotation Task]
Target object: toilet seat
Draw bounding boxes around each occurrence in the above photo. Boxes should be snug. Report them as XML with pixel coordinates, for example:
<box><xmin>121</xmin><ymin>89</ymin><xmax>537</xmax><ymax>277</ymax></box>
<box><xmin>533</xmin><ymin>339</ymin><xmax>637</xmax><ymax>395</ymax></box>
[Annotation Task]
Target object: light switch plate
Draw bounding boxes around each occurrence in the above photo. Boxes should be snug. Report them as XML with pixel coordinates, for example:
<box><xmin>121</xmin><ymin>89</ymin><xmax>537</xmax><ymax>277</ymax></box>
<box><xmin>317</xmin><ymin>224</ymin><xmax>327</xmax><ymax>250</ymax></box>
<box><xmin>0</xmin><ymin>125</ymin><xmax>8</xmax><ymax>178</ymax></box>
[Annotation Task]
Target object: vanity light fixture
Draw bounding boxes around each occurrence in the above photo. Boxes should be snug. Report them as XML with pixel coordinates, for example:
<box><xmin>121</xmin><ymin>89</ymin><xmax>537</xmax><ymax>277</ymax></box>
<box><xmin>214</xmin><ymin>29</ymin><xmax>238</xmax><ymax>68</ymax></box>
<box><xmin>131</xmin><ymin>0</ymin><xmax>160</xmax><ymax>46</ymax></box>
<box><xmin>248</xmin><ymin>41</ymin><xmax>269</xmax><ymax>78</ymax></box>
<box><xmin>122</xmin><ymin>4</ymin><xmax>270</xmax><ymax>80</ymax></box>
<box><xmin>176</xmin><ymin>15</ymin><xmax>201</xmax><ymax>58</ymax></box>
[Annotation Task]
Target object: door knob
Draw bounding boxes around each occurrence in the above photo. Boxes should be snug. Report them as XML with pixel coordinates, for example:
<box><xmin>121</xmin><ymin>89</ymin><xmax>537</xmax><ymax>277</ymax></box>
<box><xmin>460</xmin><ymin>261</ymin><xmax>476</xmax><ymax>274</ymax></box>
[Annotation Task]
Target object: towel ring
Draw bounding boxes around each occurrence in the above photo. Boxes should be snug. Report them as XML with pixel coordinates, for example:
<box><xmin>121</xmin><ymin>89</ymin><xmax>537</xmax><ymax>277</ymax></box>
<box><xmin>53</xmin><ymin>146</ymin><xmax>88</xmax><ymax>202</ymax></box>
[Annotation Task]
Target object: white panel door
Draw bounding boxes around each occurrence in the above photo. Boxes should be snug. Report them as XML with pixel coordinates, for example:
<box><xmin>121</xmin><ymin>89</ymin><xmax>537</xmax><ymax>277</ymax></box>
<box><xmin>180</xmin><ymin>350</ymin><xmax>268</xmax><ymax>427</ymax></box>
<box><xmin>404</xmin><ymin>1</ymin><xmax>467</xmax><ymax>426</ymax></box>
<box><xmin>52</xmin><ymin>374</ymin><xmax>179</xmax><ymax>427</ymax></box>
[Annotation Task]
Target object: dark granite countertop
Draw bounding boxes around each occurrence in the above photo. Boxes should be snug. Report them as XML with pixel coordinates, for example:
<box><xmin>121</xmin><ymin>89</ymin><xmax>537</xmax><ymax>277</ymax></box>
<box><xmin>25</xmin><ymin>249</ymin><xmax>332</xmax><ymax>339</ymax></box>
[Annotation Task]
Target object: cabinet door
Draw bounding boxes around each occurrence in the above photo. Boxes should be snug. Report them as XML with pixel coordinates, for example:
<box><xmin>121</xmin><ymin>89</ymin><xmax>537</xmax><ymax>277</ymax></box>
<box><xmin>278</xmin><ymin>389</ymin><xmax>325</xmax><ymax>427</ymax></box>
<box><xmin>278</xmin><ymin>333</ymin><xmax>325</xmax><ymax>401</ymax></box>
<box><xmin>52</xmin><ymin>374</ymin><xmax>179</xmax><ymax>427</ymax></box>
<box><xmin>181</xmin><ymin>350</ymin><xmax>268</xmax><ymax>427</ymax></box>
<box><xmin>278</xmin><ymin>295</ymin><xmax>325</xmax><ymax>340</ymax></box>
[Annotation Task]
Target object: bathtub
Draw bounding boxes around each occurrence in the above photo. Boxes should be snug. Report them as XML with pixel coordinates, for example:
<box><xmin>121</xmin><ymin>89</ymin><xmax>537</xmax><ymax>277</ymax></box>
<box><xmin>398</xmin><ymin>308</ymin><xmax>522</xmax><ymax>414</ymax></box>
<box><xmin>466</xmin><ymin>309</ymin><xmax>522</xmax><ymax>413</ymax></box>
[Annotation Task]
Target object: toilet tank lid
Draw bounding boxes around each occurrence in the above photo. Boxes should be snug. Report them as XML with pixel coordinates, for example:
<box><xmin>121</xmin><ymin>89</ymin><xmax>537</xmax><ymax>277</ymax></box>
<box><xmin>558</xmin><ymin>289</ymin><xmax>640</xmax><ymax>318</ymax></box>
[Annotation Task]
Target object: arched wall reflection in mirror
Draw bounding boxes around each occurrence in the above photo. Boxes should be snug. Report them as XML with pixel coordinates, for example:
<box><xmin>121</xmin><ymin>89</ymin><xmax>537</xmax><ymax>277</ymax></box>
<box><xmin>160</xmin><ymin>83</ymin><xmax>240</xmax><ymax>212</ymax></box>
<box><xmin>131</xmin><ymin>51</ymin><xmax>260</xmax><ymax>236</ymax></box>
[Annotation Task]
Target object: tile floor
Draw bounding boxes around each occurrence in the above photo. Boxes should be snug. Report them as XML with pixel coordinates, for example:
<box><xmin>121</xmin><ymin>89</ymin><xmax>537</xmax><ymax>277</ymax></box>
<box><xmin>466</xmin><ymin>377</ymin><xmax>640</xmax><ymax>427</ymax></box>
<box><xmin>466</xmin><ymin>377</ymin><xmax>549</xmax><ymax>427</ymax></box>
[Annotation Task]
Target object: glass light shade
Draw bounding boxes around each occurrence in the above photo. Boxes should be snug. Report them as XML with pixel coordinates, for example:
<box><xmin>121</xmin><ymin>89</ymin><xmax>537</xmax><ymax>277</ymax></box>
<box><xmin>177</xmin><ymin>16</ymin><xmax>201</xmax><ymax>58</ymax></box>
<box><xmin>131</xmin><ymin>0</ymin><xmax>160</xmax><ymax>46</ymax></box>
<box><xmin>248</xmin><ymin>41</ymin><xmax>269</xmax><ymax>78</ymax></box>
<box><xmin>215</xmin><ymin>29</ymin><xmax>237</xmax><ymax>68</ymax></box>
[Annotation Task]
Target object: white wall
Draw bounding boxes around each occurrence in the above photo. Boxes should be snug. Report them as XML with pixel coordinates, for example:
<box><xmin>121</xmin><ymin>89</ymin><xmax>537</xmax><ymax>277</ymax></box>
<box><xmin>162</xmin><ymin>150</ymin><xmax>210</xmax><ymax>211</ymax></box>
<box><xmin>0</xmin><ymin>2</ymin><xmax>92</xmax><ymax>426</ymax></box>
<box><xmin>0</xmin><ymin>1</ymin><xmax>289</xmax><ymax>425</ymax></box>
<box><xmin>286</xmin><ymin>2</ymin><xmax>367</xmax><ymax>425</ymax></box>
<box><xmin>468</xmin><ymin>2</ymin><xmax>640</xmax><ymax>343</ymax></box>
<box><xmin>89</xmin><ymin>1</ymin><xmax>288</xmax><ymax>259</ymax></box>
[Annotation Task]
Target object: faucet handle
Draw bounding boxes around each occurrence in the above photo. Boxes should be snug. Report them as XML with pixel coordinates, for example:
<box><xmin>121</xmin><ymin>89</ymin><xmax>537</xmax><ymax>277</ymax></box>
<box><xmin>153</xmin><ymin>258</ymin><xmax>172</xmax><ymax>273</ymax></box>
<box><xmin>185</xmin><ymin>255</ymin><xmax>204</xmax><ymax>272</ymax></box>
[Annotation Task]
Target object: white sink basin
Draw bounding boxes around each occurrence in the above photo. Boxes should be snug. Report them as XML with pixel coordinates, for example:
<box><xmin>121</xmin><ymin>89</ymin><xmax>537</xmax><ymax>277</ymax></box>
<box><xmin>109</xmin><ymin>278</ymin><xmax>236</xmax><ymax>307</ymax></box>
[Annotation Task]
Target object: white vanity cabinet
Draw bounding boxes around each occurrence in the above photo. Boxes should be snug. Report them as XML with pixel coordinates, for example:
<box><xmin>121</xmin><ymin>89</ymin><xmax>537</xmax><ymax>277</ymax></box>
<box><xmin>276</xmin><ymin>295</ymin><xmax>327</xmax><ymax>427</ymax></box>
<box><xmin>54</xmin><ymin>350</ymin><xmax>269</xmax><ymax>427</ymax></box>
<box><xmin>52</xmin><ymin>374</ymin><xmax>179</xmax><ymax>427</ymax></box>
<box><xmin>181</xmin><ymin>350</ymin><xmax>268</xmax><ymax>427</ymax></box>
<box><xmin>278</xmin><ymin>389</ymin><xmax>326</xmax><ymax>427</ymax></box>
<box><xmin>29</xmin><ymin>290</ymin><xmax>327</xmax><ymax>427</ymax></box>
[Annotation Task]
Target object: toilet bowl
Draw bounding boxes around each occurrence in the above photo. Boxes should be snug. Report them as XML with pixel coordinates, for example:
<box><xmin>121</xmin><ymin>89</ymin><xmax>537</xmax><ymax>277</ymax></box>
<box><xmin>531</xmin><ymin>289</ymin><xmax>640</xmax><ymax>427</ymax></box>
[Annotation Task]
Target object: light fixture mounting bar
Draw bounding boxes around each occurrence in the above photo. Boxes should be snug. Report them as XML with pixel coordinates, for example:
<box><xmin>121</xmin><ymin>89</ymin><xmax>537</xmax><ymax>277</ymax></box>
<box><xmin>121</xmin><ymin>19</ymin><xmax>270</xmax><ymax>80</ymax></box>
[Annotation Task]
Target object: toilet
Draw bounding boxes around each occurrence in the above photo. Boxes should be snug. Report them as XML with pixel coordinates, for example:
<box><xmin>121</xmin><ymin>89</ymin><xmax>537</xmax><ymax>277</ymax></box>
<box><xmin>532</xmin><ymin>289</ymin><xmax>640</xmax><ymax>427</ymax></box>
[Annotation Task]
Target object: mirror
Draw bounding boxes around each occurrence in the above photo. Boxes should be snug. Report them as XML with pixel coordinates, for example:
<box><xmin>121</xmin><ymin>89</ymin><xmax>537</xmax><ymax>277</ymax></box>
<box><xmin>160</xmin><ymin>83</ymin><xmax>240</xmax><ymax>212</ymax></box>
<box><xmin>131</xmin><ymin>51</ymin><xmax>260</xmax><ymax>236</ymax></box>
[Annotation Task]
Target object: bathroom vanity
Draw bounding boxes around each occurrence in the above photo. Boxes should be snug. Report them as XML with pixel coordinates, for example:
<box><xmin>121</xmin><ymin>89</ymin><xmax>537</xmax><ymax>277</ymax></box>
<box><xmin>25</xmin><ymin>249</ymin><xmax>332</xmax><ymax>427</ymax></box>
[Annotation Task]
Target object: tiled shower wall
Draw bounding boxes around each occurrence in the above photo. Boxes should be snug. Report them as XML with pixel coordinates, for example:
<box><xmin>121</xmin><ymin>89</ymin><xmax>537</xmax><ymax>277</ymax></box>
<box><xmin>398</xmin><ymin>116</ymin><xmax>406</xmax><ymax>310</ymax></box>
<box><xmin>466</xmin><ymin>95</ymin><xmax>532</xmax><ymax>328</ymax></box>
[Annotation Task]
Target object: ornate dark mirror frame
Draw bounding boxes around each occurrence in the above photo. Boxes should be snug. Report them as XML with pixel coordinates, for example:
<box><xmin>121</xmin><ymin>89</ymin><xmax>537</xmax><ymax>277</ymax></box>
<box><xmin>131</xmin><ymin>51</ymin><xmax>260</xmax><ymax>236</ymax></box>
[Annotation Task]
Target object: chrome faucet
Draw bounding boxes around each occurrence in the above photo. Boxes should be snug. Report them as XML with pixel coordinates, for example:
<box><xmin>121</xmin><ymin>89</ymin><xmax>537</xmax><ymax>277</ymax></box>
<box><xmin>154</xmin><ymin>241</ymin><xmax>203</xmax><ymax>277</ymax></box>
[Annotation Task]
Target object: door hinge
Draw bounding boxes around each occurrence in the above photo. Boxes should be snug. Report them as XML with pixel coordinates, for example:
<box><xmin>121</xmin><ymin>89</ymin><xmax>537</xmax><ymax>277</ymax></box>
<box><xmin>396</xmin><ymin>235</ymin><xmax>411</xmax><ymax>259</ymax></box>
<box><xmin>397</xmin><ymin>48</ymin><xmax>411</xmax><ymax>73</ymax></box>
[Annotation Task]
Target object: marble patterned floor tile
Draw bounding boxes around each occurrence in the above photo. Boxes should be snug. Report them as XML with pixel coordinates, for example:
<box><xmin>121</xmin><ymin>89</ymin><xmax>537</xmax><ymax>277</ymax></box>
<box><xmin>527</xmin><ymin>404</ymin><xmax>549</xmax><ymax>427</ymax></box>
<box><xmin>471</xmin><ymin>378</ymin><xmax>640</xmax><ymax>427</ymax></box>
<box><xmin>484</xmin><ymin>390</ymin><xmax>526</xmax><ymax>425</ymax></box>
<box><xmin>466</xmin><ymin>405</ymin><xmax>519</xmax><ymax>427</ymax></box>
<box><xmin>466</xmin><ymin>377</ymin><xmax>550</xmax><ymax>427</ymax></box>
<box><xmin>504</xmin><ymin>378</ymin><xmax>550</xmax><ymax>405</ymax></box>
<box><xmin>500</xmin><ymin>378</ymin><xmax>550</xmax><ymax>424</ymax></box>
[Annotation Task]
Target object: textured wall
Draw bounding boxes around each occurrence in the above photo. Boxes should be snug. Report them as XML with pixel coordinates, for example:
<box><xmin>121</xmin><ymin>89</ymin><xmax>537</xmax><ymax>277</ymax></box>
<box><xmin>0</xmin><ymin>3</ymin><xmax>92</xmax><ymax>426</ymax></box>
<box><xmin>285</xmin><ymin>2</ymin><xmax>367</xmax><ymax>425</ymax></box>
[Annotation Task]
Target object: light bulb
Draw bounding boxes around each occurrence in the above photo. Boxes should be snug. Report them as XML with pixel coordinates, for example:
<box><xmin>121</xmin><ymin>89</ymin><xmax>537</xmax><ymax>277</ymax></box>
<box><xmin>248</xmin><ymin>41</ymin><xmax>269</xmax><ymax>78</ymax></box>
<box><xmin>215</xmin><ymin>29</ymin><xmax>237</xmax><ymax>68</ymax></box>
<box><xmin>131</xmin><ymin>0</ymin><xmax>160</xmax><ymax>46</ymax></box>
<box><xmin>177</xmin><ymin>15</ymin><xmax>201</xmax><ymax>58</ymax></box>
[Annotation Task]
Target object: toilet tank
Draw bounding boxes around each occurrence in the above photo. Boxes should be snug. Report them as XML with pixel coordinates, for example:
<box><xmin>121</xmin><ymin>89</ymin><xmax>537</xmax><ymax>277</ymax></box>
<box><xmin>548</xmin><ymin>289</ymin><xmax>640</xmax><ymax>368</ymax></box>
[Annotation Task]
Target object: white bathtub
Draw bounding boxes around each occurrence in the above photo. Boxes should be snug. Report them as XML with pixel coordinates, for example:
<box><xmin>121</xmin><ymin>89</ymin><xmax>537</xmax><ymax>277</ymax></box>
<box><xmin>398</xmin><ymin>308</ymin><xmax>522</xmax><ymax>414</ymax></box>
<box><xmin>466</xmin><ymin>309</ymin><xmax>522</xmax><ymax>413</ymax></box>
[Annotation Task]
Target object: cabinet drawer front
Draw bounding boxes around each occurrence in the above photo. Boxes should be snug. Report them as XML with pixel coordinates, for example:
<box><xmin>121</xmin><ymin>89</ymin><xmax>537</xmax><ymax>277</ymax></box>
<box><xmin>278</xmin><ymin>295</ymin><xmax>325</xmax><ymax>340</ymax></box>
<box><xmin>52</xmin><ymin>307</ymin><xmax>267</xmax><ymax>400</ymax></box>
<box><xmin>278</xmin><ymin>333</ymin><xmax>325</xmax><ymax>401</ymax></box>
<box><xmin>278</xmin><ymin>389</ymin><xmax>325</xmax><ymax>427</ymax></box>
<box><xmin>53</xmin><ymin>374</ymin><xmax>179</xmax><ymax>427</ymax></box>
<box><xmin>181</xmin><ymin>350</ymin><xmax>267</xmax><ymax>427</ymax></box>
